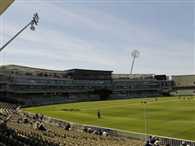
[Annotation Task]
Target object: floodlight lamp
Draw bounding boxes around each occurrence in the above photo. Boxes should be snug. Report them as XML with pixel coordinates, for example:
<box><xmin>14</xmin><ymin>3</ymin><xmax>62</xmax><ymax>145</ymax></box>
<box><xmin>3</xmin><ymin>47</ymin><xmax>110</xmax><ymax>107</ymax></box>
<box><xmin>30</xmin><ymin>24</ymin><xmax>35</xmax><ymax>31</ymax></box>
<box><xmin>30</xmin><ymin>13</ymin><xmax>39</xmax><ymax>31</ymax></box>
<box><xmin>33</xmin><ymin>13</ymin><xmax>39</xmax><ymax>25</ymax></box>
<box><xmin>131</xmin><ymin>50</ymin><xmax>140</xmax><ymax>58</ymax></box>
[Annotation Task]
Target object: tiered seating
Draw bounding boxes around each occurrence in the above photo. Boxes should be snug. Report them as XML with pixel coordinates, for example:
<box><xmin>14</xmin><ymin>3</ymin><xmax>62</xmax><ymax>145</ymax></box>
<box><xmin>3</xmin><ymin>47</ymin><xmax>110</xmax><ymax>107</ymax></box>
<box><xmin>0</xmin><ymin>125</ymin><xmax>58</xmax><ymax>146</ymax></box>
<box><xmin>0</xmin><ymin>103</ymin><xmax>173</xmax><ymax>146</ymax></box>
<box><xmin>4</xmin><ymin>112</ymin><xmax>144</xmax><ymax>146</ymax></box>
<box><xmin>0</xmin><ymin>102</ymin><xmax>18</xmax><ymax>115</ymax></box>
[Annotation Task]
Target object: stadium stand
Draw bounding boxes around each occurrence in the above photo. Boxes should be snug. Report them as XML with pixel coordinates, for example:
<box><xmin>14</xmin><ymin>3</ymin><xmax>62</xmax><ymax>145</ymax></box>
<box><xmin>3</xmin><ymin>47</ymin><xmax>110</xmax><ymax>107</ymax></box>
<box><xmin>0</xmin><ymin>65</ymin><xmax>174</xmax><ymax>106</ymax></box>
<box><xmin>0</xmin><ymin>102</ymin><xmax>144</xmax><ymax>146</ymax></box>
<box><xmin>1</xmin><ymin>101</ymin><xmax>195</xmax><ymax>146</ymax></box>
<box><xmin>171</xmin><ymin>75</ymin><xmax>195</xmax><ymax>96</ymax></box>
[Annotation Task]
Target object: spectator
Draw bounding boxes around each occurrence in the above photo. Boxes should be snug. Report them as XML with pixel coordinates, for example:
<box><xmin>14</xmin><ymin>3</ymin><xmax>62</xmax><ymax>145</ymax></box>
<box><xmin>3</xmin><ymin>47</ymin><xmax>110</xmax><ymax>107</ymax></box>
<box><xmin>154</xmin><ymin>140</ymin><xmax>160</xmax><ymax>146</ymax></box>
<box><xmin>102</xmin><ymin>131</ymin><xmax>107</xmax><ymax>137</ymax></box>
<box><xmin>181</xmin><ymin>141</ymin><xmax>187</xmax><ymax>146</ymax></box>
<box><xmin>65</xmin><ymin>123</ymin><xmax>71</xmax><ymax>131</ymax></box>
<box><xmin>148</xmin><ymin>136</ymin><xmax>152</xmax><ymax>143</ymax></box>
<box><xmin>144</xmin><ymin>140</ymin><xmax>152</xmax><ymax>146</ymax></box>
<box><xmin>149</xmin><ymin>136</ymin><xmax>156</xmax><ymax>145</ymax></box>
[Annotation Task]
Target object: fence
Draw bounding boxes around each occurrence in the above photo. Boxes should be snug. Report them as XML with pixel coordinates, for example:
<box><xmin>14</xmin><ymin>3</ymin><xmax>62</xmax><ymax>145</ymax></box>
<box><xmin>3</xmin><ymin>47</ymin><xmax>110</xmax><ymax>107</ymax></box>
<box><xmin>114</xmin><ymin>128</ymin><xmax>195</xmax><ymax>146</ymax></box>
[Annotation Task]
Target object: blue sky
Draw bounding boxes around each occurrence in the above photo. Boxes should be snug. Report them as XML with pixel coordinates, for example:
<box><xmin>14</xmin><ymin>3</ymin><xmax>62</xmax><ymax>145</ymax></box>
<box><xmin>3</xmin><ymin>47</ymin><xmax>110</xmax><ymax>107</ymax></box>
<box><xmin>0</xmin><ymin>0</ymin><xmax>194</xmax><ymax>75</ymax></box>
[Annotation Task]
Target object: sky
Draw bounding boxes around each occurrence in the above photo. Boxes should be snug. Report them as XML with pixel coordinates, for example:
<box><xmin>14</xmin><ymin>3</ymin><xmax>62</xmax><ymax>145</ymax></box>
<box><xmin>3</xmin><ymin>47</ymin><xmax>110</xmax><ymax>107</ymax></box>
<box><xmin>0</xmin><ymin>0</ymin><xmax>194</xmax><ymax>75</ymax></box>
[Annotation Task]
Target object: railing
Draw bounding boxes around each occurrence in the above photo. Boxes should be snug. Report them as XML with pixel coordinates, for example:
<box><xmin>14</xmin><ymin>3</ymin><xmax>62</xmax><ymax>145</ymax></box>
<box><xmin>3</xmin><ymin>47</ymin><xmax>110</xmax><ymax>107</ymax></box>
<box><xmin>159</xmin><ymin>137</ymin><xmax>195</xmax><ymax>146</ymax></box>
<box><xmin>114</xmin><ymin>129</ymin><xmax>195</xmax><ymax>146</ymax></box>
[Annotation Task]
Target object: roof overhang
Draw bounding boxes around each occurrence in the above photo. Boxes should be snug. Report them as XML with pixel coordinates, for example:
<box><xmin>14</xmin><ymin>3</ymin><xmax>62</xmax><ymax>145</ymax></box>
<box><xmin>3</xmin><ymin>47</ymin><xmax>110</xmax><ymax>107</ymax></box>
<box><xmin>0</xmin><ymin>0</ymin><xmax>14</xmax><ymax>15</ymax></box>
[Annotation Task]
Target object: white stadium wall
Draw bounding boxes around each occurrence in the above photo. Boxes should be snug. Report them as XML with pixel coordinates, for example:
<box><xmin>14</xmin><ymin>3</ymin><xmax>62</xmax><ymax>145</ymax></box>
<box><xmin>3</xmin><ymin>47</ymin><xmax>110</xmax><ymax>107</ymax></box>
<box><xmin>171</xmin><ymin>89</ymin><xmax>195</xmax><ymax>96</ymax></box>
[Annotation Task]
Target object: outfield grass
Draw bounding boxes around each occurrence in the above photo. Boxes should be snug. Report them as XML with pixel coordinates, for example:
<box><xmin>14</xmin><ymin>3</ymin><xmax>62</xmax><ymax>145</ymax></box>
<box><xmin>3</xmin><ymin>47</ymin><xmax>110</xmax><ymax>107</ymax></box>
<box><xmin>24</xmin><ymin>96</ymin><xmax>195</xmax><ymax>141</ymax></box>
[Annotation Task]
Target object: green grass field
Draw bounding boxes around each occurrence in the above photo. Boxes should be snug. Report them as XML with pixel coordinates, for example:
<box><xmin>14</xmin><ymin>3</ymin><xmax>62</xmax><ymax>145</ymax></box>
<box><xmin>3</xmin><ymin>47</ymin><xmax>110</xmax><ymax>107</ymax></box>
<box><xmin>24</xmin><ymin>96</ymin><xmax>195</xmax><ymax>141</ymax></box>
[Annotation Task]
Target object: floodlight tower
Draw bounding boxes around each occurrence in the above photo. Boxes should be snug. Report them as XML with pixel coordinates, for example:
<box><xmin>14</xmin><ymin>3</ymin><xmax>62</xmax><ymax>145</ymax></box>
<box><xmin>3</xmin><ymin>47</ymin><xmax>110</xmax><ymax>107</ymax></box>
<box><xmin>130</xmin><ymin>49</ymin><xmax>140</xmax><ymax>74</ymax></box>
<box><xmin>0</xmin><ymin>13</ymin><xmax>39</xmax><ymax>52</ymax></box>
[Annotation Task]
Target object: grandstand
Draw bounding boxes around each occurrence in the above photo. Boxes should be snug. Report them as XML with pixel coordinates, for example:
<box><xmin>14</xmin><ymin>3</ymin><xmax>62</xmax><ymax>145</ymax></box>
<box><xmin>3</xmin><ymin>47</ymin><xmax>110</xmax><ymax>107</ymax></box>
<box><xmin>171</xmin><ymin>75</ymin><xmax>195</xmax><ymax>96</ymax></box>
<box><xmin>0</xmin><ymin>101</ymin><xmax>144</xmax><ymax>146</ymax></box>
<box><xmin>0</xmin><ymin>64</ymin><xmax>173</xmax><ymax>105</ymax></box>
<box><xmin>112</xmin><ymin>74</ymin><xmax>173</xmax><ymax>98</ymax></box>
<box><xmin>1</xmin><ymin>101</ymin><xmax>195</xmax><ymax>146</ymax></box>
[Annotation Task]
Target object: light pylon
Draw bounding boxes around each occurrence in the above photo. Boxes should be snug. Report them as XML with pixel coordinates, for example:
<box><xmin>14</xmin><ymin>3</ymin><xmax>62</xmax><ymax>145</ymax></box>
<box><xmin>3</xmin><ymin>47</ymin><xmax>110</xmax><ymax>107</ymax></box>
<box><xmin>130</xmin><ymin>49</ymin><xmax>140</xmax><ymax>74</ymax></box>
<box><xmin>0</xmin><ymin>13</ymin><xmax>39</xmax><ymax>52</ymax></box>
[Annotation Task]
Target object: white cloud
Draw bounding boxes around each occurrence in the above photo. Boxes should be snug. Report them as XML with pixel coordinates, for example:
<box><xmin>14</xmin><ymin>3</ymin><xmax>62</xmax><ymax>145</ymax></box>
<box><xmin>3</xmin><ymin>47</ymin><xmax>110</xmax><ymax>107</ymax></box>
<box><xmin>0</xmin><ymin>0</ymin><xmax>193</xmax><ymax>74</ymax></box>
